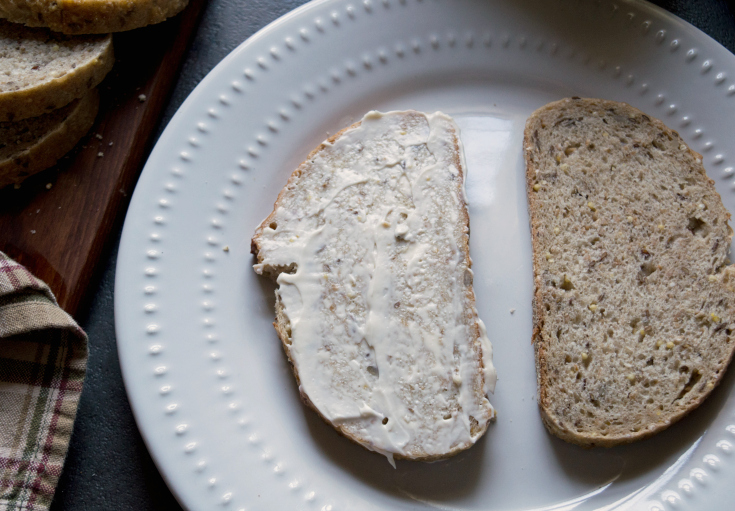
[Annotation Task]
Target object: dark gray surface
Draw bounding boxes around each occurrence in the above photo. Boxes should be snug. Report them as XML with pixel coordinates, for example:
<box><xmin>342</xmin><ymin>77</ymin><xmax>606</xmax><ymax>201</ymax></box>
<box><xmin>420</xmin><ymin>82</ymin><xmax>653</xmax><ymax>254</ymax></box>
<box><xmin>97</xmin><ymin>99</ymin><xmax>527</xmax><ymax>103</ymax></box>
<box><xmin>50</xmin><ymin>1</ymin><xmax>735</xmax><ymax>509</ymax></box>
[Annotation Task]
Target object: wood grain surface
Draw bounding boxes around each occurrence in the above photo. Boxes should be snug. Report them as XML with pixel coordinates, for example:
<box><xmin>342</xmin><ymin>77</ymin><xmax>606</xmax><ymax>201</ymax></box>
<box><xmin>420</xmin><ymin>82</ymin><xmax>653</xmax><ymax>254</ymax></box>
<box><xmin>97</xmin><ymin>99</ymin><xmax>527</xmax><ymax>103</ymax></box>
<box><xmin>0</xmin><ymin>0</ymin><xmax>207</xmax><ymax>317</ymax></box>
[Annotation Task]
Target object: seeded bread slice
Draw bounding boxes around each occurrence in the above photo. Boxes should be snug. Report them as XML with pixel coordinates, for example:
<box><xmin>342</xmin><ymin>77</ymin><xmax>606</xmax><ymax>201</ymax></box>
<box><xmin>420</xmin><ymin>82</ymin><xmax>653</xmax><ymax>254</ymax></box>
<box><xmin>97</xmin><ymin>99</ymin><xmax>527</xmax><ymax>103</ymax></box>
<box><xmin>0</xmin><ymin>88</ymin><xmax>98</xmax><ymax>188</ymax></box>
<box><xmin>0</xmin><ymin>20</ymin><xmax>112</xmax><ymax>122</ymax></box>
<box><xmin>252</xmin><ymin>111</ymin><xmax>497</xmax><ymax>463</ymax></box>
<box><xmin>0</xmin><ymin>0</ymin><xmax>188</xmax><ymax>34</ymax></box>
<box><xmin>524</xmin><ymin>97</ymin><xmax>735</xmax><ymax>447</ymax></box>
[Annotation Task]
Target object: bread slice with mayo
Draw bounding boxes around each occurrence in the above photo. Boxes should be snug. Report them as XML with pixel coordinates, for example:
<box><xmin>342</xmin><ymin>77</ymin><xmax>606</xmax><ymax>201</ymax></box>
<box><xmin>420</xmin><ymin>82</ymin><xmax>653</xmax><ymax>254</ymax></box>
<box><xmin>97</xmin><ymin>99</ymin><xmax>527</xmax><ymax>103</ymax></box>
<box><xmin>252</xmin><ymin>110</ymin><xmax>496</xmax><ymax>464</ymax></box>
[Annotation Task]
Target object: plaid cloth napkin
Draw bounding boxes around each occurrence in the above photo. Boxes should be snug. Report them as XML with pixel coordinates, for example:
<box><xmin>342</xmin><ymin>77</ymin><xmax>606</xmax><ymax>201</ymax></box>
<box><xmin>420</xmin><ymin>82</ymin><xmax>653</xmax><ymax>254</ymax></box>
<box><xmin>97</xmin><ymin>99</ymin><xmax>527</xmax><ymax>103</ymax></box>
<box><xmin>0</xmin><ymin>252</ymin><xmax>87</xmax><ymax>511</ymax></box>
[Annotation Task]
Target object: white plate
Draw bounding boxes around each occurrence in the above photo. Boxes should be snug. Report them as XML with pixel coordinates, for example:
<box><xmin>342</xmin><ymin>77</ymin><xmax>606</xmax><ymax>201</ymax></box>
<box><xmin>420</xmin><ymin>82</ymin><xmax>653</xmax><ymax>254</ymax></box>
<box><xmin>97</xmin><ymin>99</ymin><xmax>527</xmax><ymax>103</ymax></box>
<box><xmin>115</xmin><ymin>1</ymin><xmax>735</xmax><ymax>509</ymax></box>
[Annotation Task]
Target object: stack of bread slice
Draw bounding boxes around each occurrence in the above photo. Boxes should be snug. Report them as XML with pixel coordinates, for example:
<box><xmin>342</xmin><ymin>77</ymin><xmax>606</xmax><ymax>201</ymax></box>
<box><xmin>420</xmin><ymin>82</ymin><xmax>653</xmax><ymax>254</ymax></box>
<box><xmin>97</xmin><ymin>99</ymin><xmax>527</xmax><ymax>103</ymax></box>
<box><xmin>0</xmin><ymin>0</ymin><xmax>189</xmax><ymax>34</ymax></box>
<box><xmin>0</xmin><ymin>0</ymin><xmax>190</xmax><ymax>189</ymax></box>
<box><xmin>0</xmin><ymin>20</ymin><xmax>111</xmax><ymax>188</ymax></box>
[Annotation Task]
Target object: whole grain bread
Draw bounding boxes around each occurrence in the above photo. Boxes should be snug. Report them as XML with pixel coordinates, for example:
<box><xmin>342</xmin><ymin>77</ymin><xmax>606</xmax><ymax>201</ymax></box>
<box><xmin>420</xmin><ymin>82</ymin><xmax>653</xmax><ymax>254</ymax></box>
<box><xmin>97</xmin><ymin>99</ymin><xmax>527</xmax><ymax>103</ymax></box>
<box><xmin>252</xmin><ymin>111</ymin><xmax>496</xmax><ymax>463</ymax></box>
<box><xmin>0</xmin><ymin>88</ymin><xmax>98</xmax><ymax>188</ymax></box>
<box><xmin>0</xmin><ymin>0</ymin><xmax>188</xmax><ymax>34</ymax></box>
<box><xmin>524</xmin><ymin>97</ymin><xmax>735</xmax><ymax>447</ymax></box>
<box><xmin>0</xmin><ymin>19</ymin><xmax>112</xmax><ymax>122</ymax></box>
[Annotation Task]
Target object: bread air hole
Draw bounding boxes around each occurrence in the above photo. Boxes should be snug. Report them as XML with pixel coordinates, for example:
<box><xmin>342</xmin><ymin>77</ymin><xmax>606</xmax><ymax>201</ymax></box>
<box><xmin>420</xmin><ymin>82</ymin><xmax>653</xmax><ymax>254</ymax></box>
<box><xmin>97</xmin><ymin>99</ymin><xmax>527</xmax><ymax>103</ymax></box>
<box><xmin>688</xmin><ymin>217</ymin><xmax>710</xmax><ymax>237</ymax></box>
<box><xmin>640</xmin><ymin>261</ymin><xmax>657</xmax><ymax>279</ymax></box>
<box><xmin>675</xmin><ymin>369</ymin><xmax>702</xmax><ymax>401</ymax></box>
<box><xmin>560</xmin><ymin>275</ymin><xmax>574</xmax><ymax>291</ymax></box>
<box><xmin>666</xmin><ymin>234</ymin><xmax>684</xmax><ymax>248</ymax></box>
<box><xmin>630</xmin><ymin>317</ymin><xmax>641</xmax><ymax>331</ymax></box>
<box><xmin>564</xmin><ymin>143</ymin><xmax>580</xmax><ymax>156</ymax></box>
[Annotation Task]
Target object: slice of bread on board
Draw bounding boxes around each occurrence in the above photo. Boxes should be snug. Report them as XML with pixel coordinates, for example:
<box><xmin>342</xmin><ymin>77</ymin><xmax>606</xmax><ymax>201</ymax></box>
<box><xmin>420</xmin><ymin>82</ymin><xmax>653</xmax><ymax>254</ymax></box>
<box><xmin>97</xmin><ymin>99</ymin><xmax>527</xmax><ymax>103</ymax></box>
<box><xmin>524</xmin><ymin>97</ymin><xmax>735</xmax><ymax>447</ymax></box>
<box><xmin>0</xmin><ymin>0</ymin><xmax>188</xmax><ymax>34</ymax></box>
<box><xmin>252</xmin><ymin>110</ymin><xmax>497</xmax><ymax>464</ymax></box>
<box><xmin>0</xmin><ymin>19</ymin><xmax>112</xmax><ymax>122</ymax></box>
<box><xmin>0</xmin><ymin>88</ymin><xmax>98</xmax><ymax>188</ymax></box>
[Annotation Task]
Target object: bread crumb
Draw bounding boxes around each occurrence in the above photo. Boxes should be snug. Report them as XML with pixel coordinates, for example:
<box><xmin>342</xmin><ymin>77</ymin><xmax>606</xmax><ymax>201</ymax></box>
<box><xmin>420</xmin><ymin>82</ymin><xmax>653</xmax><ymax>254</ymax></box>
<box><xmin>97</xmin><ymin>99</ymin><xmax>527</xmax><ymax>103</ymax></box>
<box><xmin>223</xmin><ymin>246</ymin><xmax>230</xmax><ymax>252</ymax></box>
<box><xmin>45</xmin><ymin>183</ymin><xmax>52</xmax><ymax>189</ymax></box>
<box><xmin>98</xmin><ymin>152</ymin><xmax>104</xmax><ymax>157</ymax></box>
<box><xmin>109</xmin><ymin>141</ymin><xmax>114</xmax><ymax>146</ymax></box>
<box><xmin>138</xmin><ymin>94</ymin><xmax>147</xmax><ymax>102</ymax></box>
<box><xmin>30</xmin><ymin>230</ymin><xmax>36</xmax><ymax>234</ymax></box>
<box><xmin>510</xmin><ymin>308</ymin><xmax>516</xmax><ymax>314</ymax></box>
<box><xmin>95</xmin><ymin>134</ymin><xmax>103</xmax><ymax>140</ymax></box>
<box><xmin>13</xmin><ymin>183</ymin><xmax>21</xmax><ymax>189</ymax></box>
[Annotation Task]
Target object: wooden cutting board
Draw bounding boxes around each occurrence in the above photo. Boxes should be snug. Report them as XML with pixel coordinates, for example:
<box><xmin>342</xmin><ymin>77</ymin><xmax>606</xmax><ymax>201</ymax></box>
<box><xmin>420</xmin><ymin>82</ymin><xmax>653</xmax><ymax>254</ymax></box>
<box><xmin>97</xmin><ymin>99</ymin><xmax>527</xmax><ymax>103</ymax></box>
<box><xmin>0</xmin><ymin>0</ymin><xmax>207</xmax><ymax>317</ymax></box>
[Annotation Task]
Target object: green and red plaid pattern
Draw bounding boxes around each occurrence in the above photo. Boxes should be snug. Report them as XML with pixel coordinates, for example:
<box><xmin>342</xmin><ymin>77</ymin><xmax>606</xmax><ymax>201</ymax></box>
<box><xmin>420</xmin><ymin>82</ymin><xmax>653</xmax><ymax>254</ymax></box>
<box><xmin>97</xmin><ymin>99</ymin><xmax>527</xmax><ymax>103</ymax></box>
<box><xmin>0</xmin><ymin>252</ymin><xmax>87</xmax><ymax>511</ymax></box>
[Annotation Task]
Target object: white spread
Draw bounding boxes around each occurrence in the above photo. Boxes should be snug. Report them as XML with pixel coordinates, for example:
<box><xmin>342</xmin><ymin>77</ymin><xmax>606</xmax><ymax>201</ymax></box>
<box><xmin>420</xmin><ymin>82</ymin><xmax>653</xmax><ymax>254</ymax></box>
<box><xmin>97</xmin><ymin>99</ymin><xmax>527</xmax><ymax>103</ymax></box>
<box><xmin>255</xmin><ymin>111</ymin><xmax>496</xmax><ymax>463</ymax></box>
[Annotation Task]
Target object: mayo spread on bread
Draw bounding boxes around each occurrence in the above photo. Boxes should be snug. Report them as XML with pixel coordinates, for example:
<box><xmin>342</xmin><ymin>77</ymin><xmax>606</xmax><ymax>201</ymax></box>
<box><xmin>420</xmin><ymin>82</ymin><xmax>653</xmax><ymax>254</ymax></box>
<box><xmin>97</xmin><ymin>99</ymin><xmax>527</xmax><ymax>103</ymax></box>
<box><xmin>253</xmin><ymin>111</ymin><xmax>496</xmax><ymax>464</ymax></box>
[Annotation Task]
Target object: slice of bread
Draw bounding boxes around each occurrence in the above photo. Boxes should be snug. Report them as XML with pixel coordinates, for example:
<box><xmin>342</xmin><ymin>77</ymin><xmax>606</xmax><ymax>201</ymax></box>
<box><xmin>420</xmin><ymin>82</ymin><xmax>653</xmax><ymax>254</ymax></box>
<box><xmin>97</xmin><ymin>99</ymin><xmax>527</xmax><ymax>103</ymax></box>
<box><xmin>252</xmin><ymin>110</ymin><xmax>496</xmax><ymax>463</ymax></box>
<box><xmin>0</xmin><ymin>20</ymin><xmax>112</xmax><ymax>122</ymax></box>
<box><xmin>0</xmin><ymin>0</ymin><xmax>188</xmax><ymax>34</ymax></box>
<box><xmin>0</xmin><ymin>88</ymin><xmax>98</xmax><ymax>188</ymax></box>
<box><xmin>524</xmin><ymin>97</ymin><xmax>735</xmax><ymax>447</ymax></box>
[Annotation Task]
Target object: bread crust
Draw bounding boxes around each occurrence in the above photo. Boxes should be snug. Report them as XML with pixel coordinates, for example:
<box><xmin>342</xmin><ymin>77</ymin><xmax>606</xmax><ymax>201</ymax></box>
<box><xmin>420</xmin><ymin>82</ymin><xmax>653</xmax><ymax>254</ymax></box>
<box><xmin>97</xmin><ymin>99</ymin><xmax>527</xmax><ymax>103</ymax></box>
<box><xmin>252</xmin><ymin>113</ymin><xmax>493</xmax><ymax>461</ymax></box>
<box><xmin>0</xmin><ymin>22</ymin><xmax>112</xmax><ymax>122</ymax></box>
<box><xmin>524</xmin><ymin>97</ymin><xmax>735</xmax><ymax>447</ymax></box>
<box><xmin>0</xmin><ymin>0</ymin><xmax>188</xmax><ymax>34</ymax></box>
<box><xmin>0</xmin><ymin>88</ymin><xmax>98</xmax><ymax>188</ymax></box>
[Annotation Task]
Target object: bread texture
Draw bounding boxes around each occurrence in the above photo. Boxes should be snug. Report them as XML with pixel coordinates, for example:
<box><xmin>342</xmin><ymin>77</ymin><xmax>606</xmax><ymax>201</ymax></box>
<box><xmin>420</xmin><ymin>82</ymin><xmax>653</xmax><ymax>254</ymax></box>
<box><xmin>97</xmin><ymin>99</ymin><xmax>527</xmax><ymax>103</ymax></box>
<box><xmin>0</xmin><ymin>20</ymin><xmax>112</xmax><ymax>122</ymax></box>
<box><xmin>252</xmin><ymin>111</ymin><xmax>496</xmax><ymax>463</ymax></box>
<box><xmin>0</xmin><ymin>0</ymin><xmax>188</xmax><ymax>34</ymax></box>
<box><xmin>0</xmin><ymin>88</ymin><xmax>98</xmax><ymax>188</ymax></box>
<box><xmin>525</xmin><ymin>97</ymin><xmax>735</xmax><ymax>447</ymax></box>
